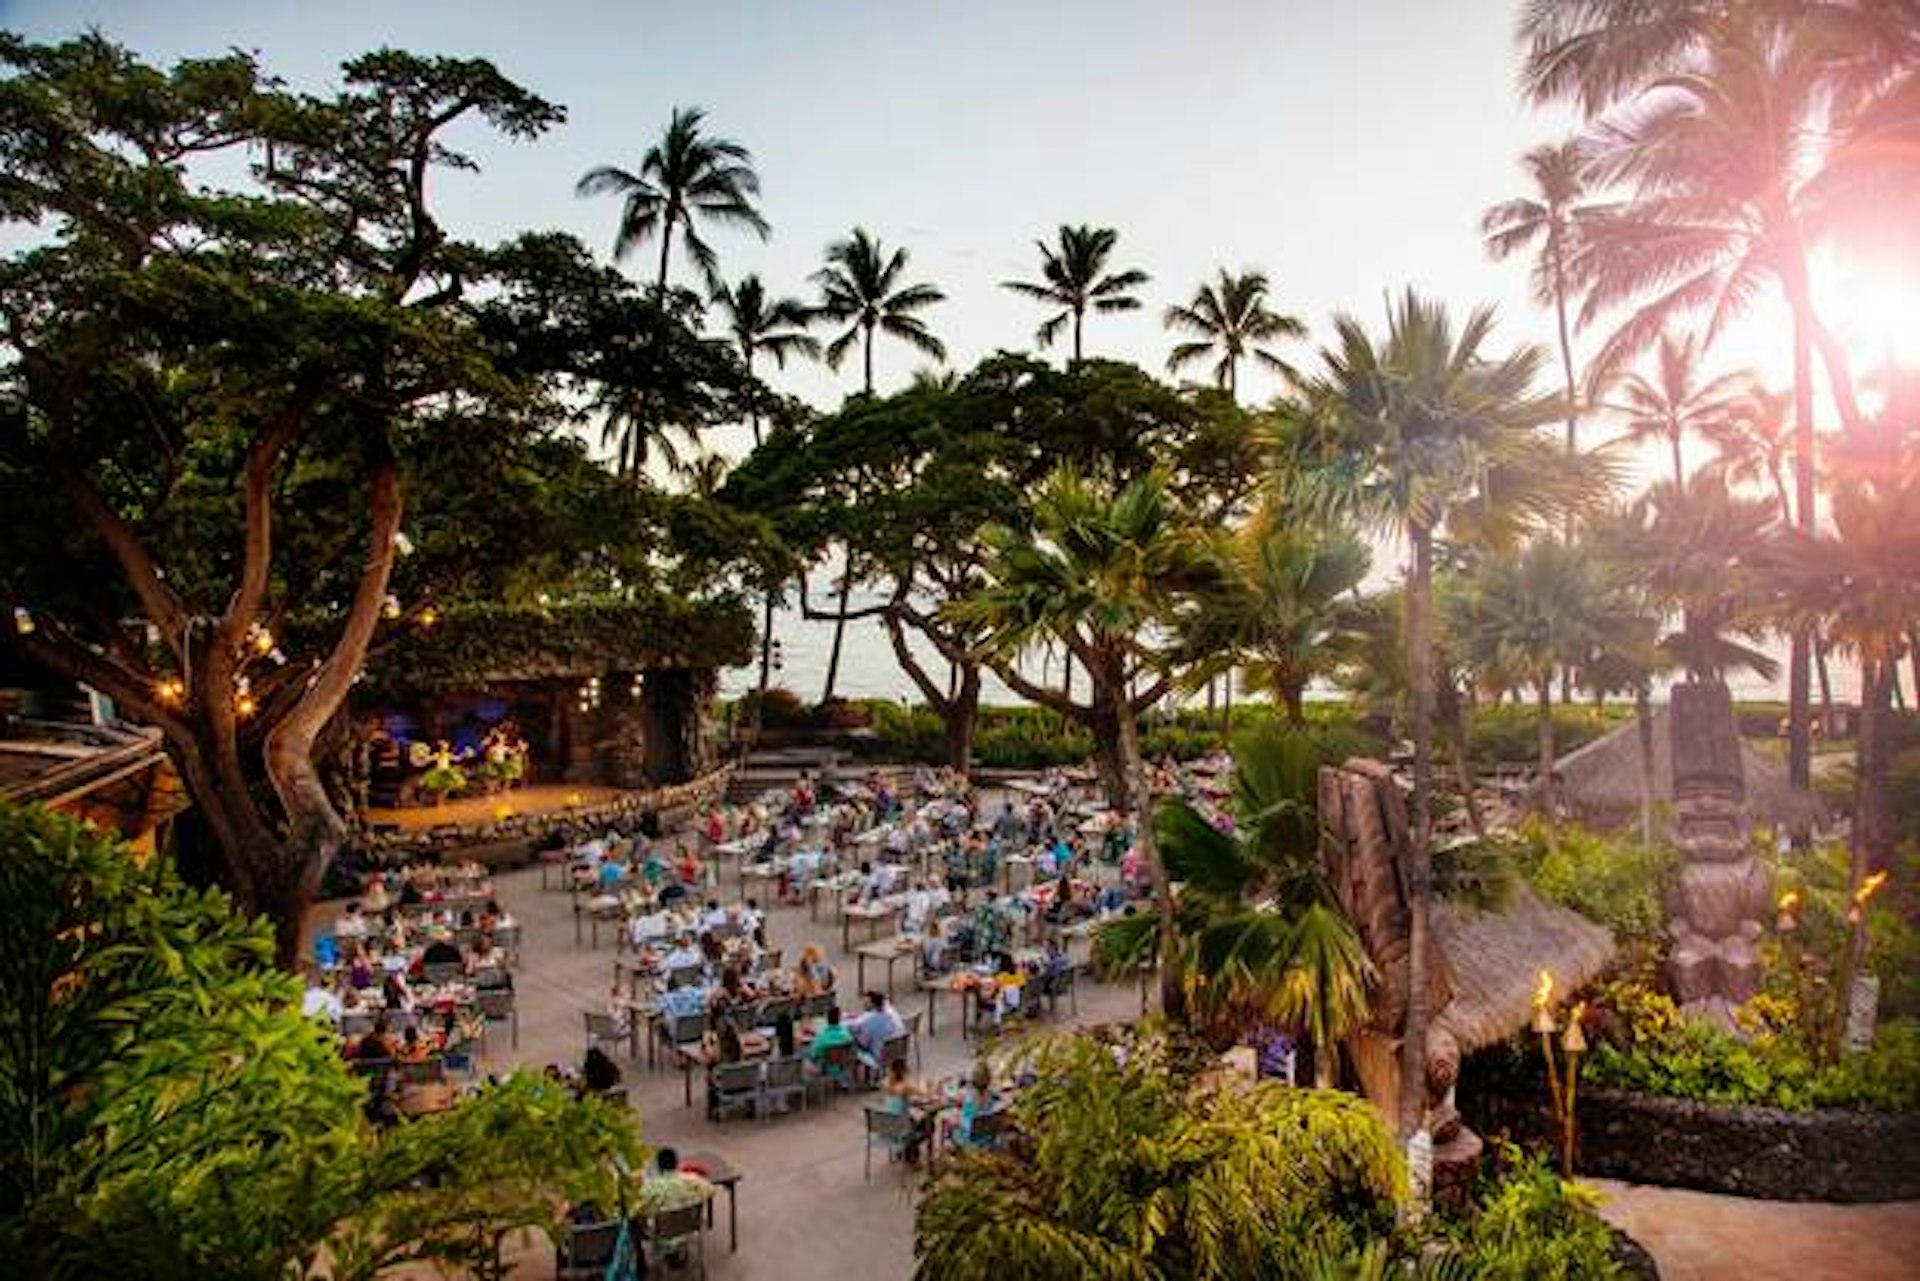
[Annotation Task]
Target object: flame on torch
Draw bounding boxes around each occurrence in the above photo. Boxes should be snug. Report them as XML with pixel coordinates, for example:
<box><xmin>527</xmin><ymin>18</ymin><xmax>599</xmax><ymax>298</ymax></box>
<box><xmin>1854</xmin><ymin>871</ymin><xmax>1890</xmax><ymax>908</ymax></box>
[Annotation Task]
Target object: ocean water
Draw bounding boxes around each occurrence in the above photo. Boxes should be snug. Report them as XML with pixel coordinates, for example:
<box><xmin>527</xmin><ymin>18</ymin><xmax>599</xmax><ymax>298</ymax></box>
<box><xmin>722</xmin><ymin>575</ymin><xmax>1855</xmax><ymax>708</ymax></box>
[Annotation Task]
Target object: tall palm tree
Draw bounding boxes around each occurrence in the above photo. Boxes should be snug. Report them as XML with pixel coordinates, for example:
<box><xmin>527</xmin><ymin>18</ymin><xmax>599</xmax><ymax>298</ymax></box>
<box><xmin>1535</xmin><ymin>7</ymin><xmax>1873</xmax><ymax>790</ymax></box>
<box><xmin>810</xmin><ymin>229</ymin><xmax>946</xmax><ymax>701</ymax></box>
<box><xmin>1298</xmin><ymin>290</ymin><xmax>1584</xmax><ymax>1142</ymax></box>
<box><xmin>953</xmin><ymin>467</ymin><xmax>1218</xmax><ymax>1017</ymax></box>
<box><xmin>1702</xmin><ymin>386</ymin><xmax>1794</xmax><ymax>519</ymax></box>
<box><xmin>813</xmin><ymin>227</ymin><xmax>946</xmax><ymax>395</ymax></box>
<box><xmin>709</xmin><ymin>274</ymin><xmax>819</xmax><ymax>448</ymax></box>
<box><xmin>575</xmin><ymin>105</ymin><xmax>769</xmax><ymax>294</ymax></box>
<box><xmin>1001</xmin><ymin>224</ymin><xmax>1149</xmax><ymax>362</ymax></box>
<box><xmin>1163</xmin><ymin>269</ymin><xmax>1307</xmax><ymax>401</ymax></box>
<box><xmin>710</xmin><ymin>274</ymin><xmax>818</xmax><ymax>696</ymax></box>
<box><xmin>1601</xmin><ymin>332</ymin><xmax>1755</xmax><ymax>489</ymax></box>
<box><xmin>1482</xmin><ymin>140</ymin><xmax>1605</xmax><ymax>456</ymax></box>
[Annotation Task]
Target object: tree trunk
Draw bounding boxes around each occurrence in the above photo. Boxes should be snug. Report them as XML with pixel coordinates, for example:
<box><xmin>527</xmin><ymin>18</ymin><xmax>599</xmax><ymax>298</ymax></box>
<box><xmin>1400</xmin><ymin>524</ymin><xmax>1436</xmax><ymax>1142</ymax></box>
<box><xmin>1111</xmin><ymin>679</ymin><xmax>1182</xmax><ymax>1022</ymax></box>
<box><xmin>757</xmin><ymin>590</ymin><xmax>776</xmax><ymax>694</ymax></box>
<box><xmin>863</xmin><ymin>321</ymin><xmax>875</xmax><ymax>395</ymax></box>
<box><xmin>1220</xmin><ymin>669</ymin><xmax>1233</xmax><ymax>739</ymax></box>
<box><xmin>944</xmin><ymin>664</ymin><xmax>981</xmax><ymax>773</ymax></box>
<box><xmin>1815</xmin><ymin>634</ymin><xmax>1836</xmax><ymax>739</ymax></box>
<box><xmin>1636</xmin><ymin>682</ymin><xmax>1658</xmax><ymax>846</ymax></box>
<box><xmin>656</xmin><ymin>222</ymin><xmax>673</xmax><ymax>296</ymax></box>
<box><xmin>1438</xmin><ymin>677</ymin><xmax>1486</xmax><ymax>839</ymax></box>
<box><xmin>1854</xmin><ymin>654</ymin><xmax>1896</xmax><ymax>875</ymax></box>
<box><xmin>1315</xmin><ymin>1041</ymin><xmax>1336</xmax><ymax>1090</ymax></box>
<box><xmin>820</xmin><ymin>568</ymin><xmax>853</xmax><ymax>704</ymax></box>
<box><xmin>1670</xmin><ymin>431</ymin><xmax>1686</xmax><ymax>492</ymax></box>
<box><xmin>1072</xmin><ymin>308</ymin><xmax>1083</xmax><ymax>364</ymax></box>
<box><xmin>1537</xmin><ymin>679</ymin><xmax>1558</xmax><ymax>822</ymax></box>
<box><xmin>1786</xmin><ymin>289</ymin><xmax>1816</xmax><ymax>794</ymax></box>
<box><xmin>1281</xmin><ymin>680</ymin><xmax>1307</xmax><ymax>725</ymax></box>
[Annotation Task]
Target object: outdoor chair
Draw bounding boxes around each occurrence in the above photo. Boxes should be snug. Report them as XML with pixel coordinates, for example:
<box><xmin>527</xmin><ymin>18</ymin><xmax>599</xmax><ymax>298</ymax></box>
<box><xmin>799</xmin><ymin>992</ymin><xmax>834</xmax><ymax>1021</ymax></box>
<box><xmin>667</xmin><ymin>964</ymin><xmax>705</xmax><ymax>990</ymax></box>
<box><xmin>492</xmin><ymin>923</ymin><xmax>523</xmax><ymax>959</ymax></box>
<box><xmin>761</xmin><ymin>1055</ymin><xmax>808</xmax><ymax>1118</ymax></box>
<box><xmin>585</xmin><ymin>1010</ymin><xmax>631</xmax><ymax>1060</ymax></box>
<box><xmin>642</xmin><ymin>1201</ymin><xmax>707</xmax><ymax>1278</ymax></box>
<box><xmin>339</xmin><ymin>1012</ymin><xmax>374</xmax><ymax>1038</ymax></box>
<box><xmin>398</xmin><ymin>1058</ymin><xmax>446</xmax><ymax>1086</ymax></box>
<box><xmin>754</xmin><ymin>997</ymin><xmax>797</xmax><ymax>1031</ymax></box>
<box><xmin>968</xmin><ymin>1106</ymin><xmax>1015</xmax><ymax>1152</ymax></box>
<box><xmin>864</xmin><ymin>1106</ymin><xmax>918</xmax><ymax>1181</ymax></box>
<box><xmin>903</xmin><ymin>1010</ymin><xmax>925</xmax><ymax>1070</ymax></box>
<box><xmin>1045</xmin><ymin>964</ymin><xmax>1080</xmax><ymax>1016</ymax></box>
<box><xmin>477</xmin><ymin>987</ymin><xmax>518</xmax><ymax>1049</ymax></box>
<box><xmin>709</xmin><ymin>1059</ymin><xmax>763</xmax><ymax>1123</ymax></box>
<box><xmin>422</xmin><ymin>960</ymin><xmax>463</xmax><ymax>986</ymax></box>
<box><xmin>759</xmin><ymin>947</ymin><xmax>783</xmax><ymax>974</ymax></box>
<box><xmin>659</xmin><ymin>1012</ymin><xmax>707</xmax><ymax>1062</ymax></box>
<box><xmin>876</xmin><ymin>1032</ymin><xmax>911</xmax><ymax>1082</ymax></box>
<box><xmin>554</xmin><ymin>1219</ymin><xmax>624</xmax><ymax>1281</ymax></box>
<box><xmin>811</xmin><ymin>1040</ymin><xmax>859</xmax><ymax>1104</ymax></box>
<box><xmin>595</xmin><ymin>1086</ymin><xmax>630</xmax><ymax>1110</ymax></box>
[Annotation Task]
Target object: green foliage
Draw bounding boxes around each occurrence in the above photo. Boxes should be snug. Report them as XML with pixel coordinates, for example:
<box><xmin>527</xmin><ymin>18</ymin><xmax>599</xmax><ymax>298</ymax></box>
<box><xmin>1585</xmin><ymin>1012</ymin><xmax>1920</xmax><ymax>1113</ymax></box>
<box><xmin>913</xmin><ymin>1030</ymin><xmax>1404</xmax><ymax>1281</ymax></box>
<box><xmin>320</xmin><ymin>595</ymin><xmax>754</xmax><ymax>696</ymax></box>
<box><xmin>1501</xmin><ymin>819</ymin><xmax>1674</xmax><ymax>946</ymax></box>
<box><xmin>1451</xmin><ymin>1149</ymin><xmax>1623</xmax><ymax>1280</ymax></box>
<box><xmin>0</xmin><ymin>801</ymin><xmax>639</xmax><ymax>1279</ymax></box>
<box><xmin>1465</xmin><ymin>704</ymin><xmax>1627</xmax><ymax>766</ymax></box>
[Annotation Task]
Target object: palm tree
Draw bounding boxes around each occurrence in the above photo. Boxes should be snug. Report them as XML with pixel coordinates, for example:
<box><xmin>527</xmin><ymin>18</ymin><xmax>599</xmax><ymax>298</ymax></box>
<box><xmin>592</xmin><ymin>380</ymin><xmax>700</xmax><ymax>482</ymax></box>
<box><xmin>575</xmin><ymin>105</ymin><xmax>769</xmax><ymax>294</ymax></box>
<box><xmin>1163</xmin><ymin>269</ymin><xmax>1307</xmax><ymax>401</ymax></box>
<box><xmin>953</xmin><ymin>467</ymin><xmax>1217</xmax><ymax>1016</ymax></box>
<box><xmin>1600</xmin><ymin>332</ymin><xmax>1755</xmax><ymax>489</ymax></box>
<box><xmin>709</xmin><ymin>274</ymin><xmax>820</xmax><ymax>447</ymax></box>
<box><xmin>1444</xmin><ymin>539</ymin><xmax>1613</xmax><ymax>816</ymax></box>
<box><xmin>1298</xmin><ymin>290</ymin><xmax>1585</xmax><ymax>1142</ymax></box>
<box><xmin>1537</xmin><ymin>9</ymin><xmax>1873</xmax><ymax>790</ymax></box>
<box><xmin>710</xmin><ymin>273</ymin><xmax>818</xmax><ymax>697</ymax></box>
<box><xmin>813</xmin><ymin>228</ymin><xmax>946</xmax><ymax>395</ymax></box>
<box><xmin>1702</xmin><ymin>386</ymin><xmax>1794</xmax><ymax>519</ymax></box>
<box><xmin>678</xmin><ymin>451</ymin><xmax>730</xmax><ymax>498</ymax></box>
<box><xmin>1184</xmin><ymin>516</ymin><xmax>1371</xmax><ymax>724</ymax></box>
<box><xmin>1001</xmin><ymin>224</ymin><xmax>1149</xmax><ymax>362</ymax></box>
<box><xmin>810</xmin><ymin>229</ymin><xmax>946</xmax><ymax>701</ymax></box>
<box><xmin>1483</xmin><ymin>140</ymin><xmax>1607</xmax><ymax>457</ymax></box>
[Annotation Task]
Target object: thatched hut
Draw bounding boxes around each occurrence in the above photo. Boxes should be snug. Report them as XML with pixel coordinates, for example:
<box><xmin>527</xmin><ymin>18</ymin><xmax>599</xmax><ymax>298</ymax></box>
<box><xmin>1548</xmin><ymin>706</ymin><xmax>1828</xmax><ymax>835</ymax></box>
<box><xmin>1432</xmin><ymin>886</ymin><xmax>1614</xmax><ymax>1057</ymax></box>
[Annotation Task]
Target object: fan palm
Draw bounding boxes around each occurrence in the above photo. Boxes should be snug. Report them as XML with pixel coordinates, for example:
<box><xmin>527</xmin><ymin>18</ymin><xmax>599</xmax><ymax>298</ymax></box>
<box><xmin>1096</xmin><ymin>728</ymin><xmax>1375</xmax><ymax>1084</ymax></box>
<box><xmin>709</xmin><ymin>274</ymin><xmax>818</xmax><ymax>448</ymax></box>
<box><xmin>1002</xmin><ymin>224</ymin><xmax>1149</xmax><ymax>362</ymax></box>
<box><xmin>953</xmin><ymin>467</ymin><xmax>1217</xmax><ymax>1016</ymax></box>
<box><xmin>1600</xmin><ymin>331</ymin><xmax>1756</xmax><ymax>489</ymax></box>
<box><xmin>813</xmin><ymin>227</ymin><xmax>946</xmax><ymax>394</ymax></box>
<box><xmin>575</xmin><ymin>106</ymin><xmax>768</xmax><ymax>294</ymax></box>
<box><xmin>1183</xmin><ymin>517</ymin><xmax>1372</xmax><ymax>724</ymax></box>
<box><xmin>1295</xmin><ymin>289</ymin><xmax>1591</xmax><ymax>1140</ymax></box>
<box><xmin>1162</xmin><ymin>269</ymin><xmax>1306</xmax><ymax>400</ymax></box>
<box><xmin>1482</xmin><ymin>140</ymin><xmax>1606</xmax><ymax>455</ymax></box>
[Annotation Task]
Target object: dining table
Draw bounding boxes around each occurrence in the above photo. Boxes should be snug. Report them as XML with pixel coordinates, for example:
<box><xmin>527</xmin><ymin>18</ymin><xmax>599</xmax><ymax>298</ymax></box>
<box><xmin>854</xmin><ymin>935</ymin><xmax>918</xmax><ymax>997</ymax></box>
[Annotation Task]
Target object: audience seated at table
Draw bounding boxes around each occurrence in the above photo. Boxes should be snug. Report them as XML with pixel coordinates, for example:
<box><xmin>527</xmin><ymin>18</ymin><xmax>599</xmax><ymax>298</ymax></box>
<box><xmin>849</xmin><ymin>990</ymin><xmax>906</xmax><ymax>1070</ymax></box>
<box><xmin>806</xmin><ymin>1006</ymin><xmax>855</xmax><ymax>1083</ymax></box>
<box><xmin>951</xmin><ymin>1060</ymin><xmax>1004</xmax><ymax>1150</ymax></box>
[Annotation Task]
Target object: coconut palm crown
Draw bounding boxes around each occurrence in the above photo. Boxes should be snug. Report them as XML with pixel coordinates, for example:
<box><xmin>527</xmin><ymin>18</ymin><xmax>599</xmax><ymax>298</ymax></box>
<box><xmin>1163</xmin><ymin>268</ymin><xmax>1307</xmax><ymax>400</ymax></box>
<box><xmin>1002</xmin><ymin>223</ymin><xmax>1149</xmax><ymax>361</ymax></box>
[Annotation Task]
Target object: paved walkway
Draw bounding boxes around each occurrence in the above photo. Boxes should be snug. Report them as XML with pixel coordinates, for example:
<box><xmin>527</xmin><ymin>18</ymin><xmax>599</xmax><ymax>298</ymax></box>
<box><xmin>1591</xmin><ymin>1180</ymin><xmax>1920</xmax><ymax>1281</ymax></box>
<box><xmin>336</xmin><ymin>819</ymin><xmax>1920</xmax><ymax>1279</ymax></box>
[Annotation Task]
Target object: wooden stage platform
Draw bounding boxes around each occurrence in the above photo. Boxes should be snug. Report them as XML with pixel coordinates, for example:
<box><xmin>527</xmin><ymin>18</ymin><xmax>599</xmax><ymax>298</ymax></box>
<box><xmin>360</xmin><ymin>784</ymin><xmax>632</xmax><ymax>834</ymax></box>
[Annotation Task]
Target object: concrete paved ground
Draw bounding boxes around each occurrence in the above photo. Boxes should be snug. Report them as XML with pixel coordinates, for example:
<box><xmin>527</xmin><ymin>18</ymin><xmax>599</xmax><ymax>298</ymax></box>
<box><xmin>346</xmin><ymin>828</ymin><xmax>1920</xmax><ymax>1279</ymax></box>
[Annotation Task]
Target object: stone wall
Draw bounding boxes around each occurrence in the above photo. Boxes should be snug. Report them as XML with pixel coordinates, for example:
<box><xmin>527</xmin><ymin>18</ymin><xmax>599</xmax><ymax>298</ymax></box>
<box><xmin>1467</xmin><ymin>1084</ymin><xmax>1920</xmax><ymax>1202</ymax></box>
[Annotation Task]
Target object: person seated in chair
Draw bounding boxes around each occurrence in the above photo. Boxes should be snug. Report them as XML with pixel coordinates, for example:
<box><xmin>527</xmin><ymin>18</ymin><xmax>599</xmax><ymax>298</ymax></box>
<box><xmin>806</xmin><ymin>1005</ymin><xmax>856</xmax><ymax>1085</ymax></box>
<box><xmin>849</xmin><ymin>990</ymin><xmax>906</xmax><ymax>1072</ymax></box>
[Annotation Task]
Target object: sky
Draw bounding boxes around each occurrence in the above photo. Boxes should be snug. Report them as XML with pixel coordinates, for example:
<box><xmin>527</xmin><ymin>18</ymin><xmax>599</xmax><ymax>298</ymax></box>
<box><xmin>6</xmin><ymin>0</ymin><xmax>1857</xmax><ymax>702</ymax></box>
<box><xmin>5</xmin><ymin>0</ymin><xmax>1588</xmax><ymax>459</ymax></box>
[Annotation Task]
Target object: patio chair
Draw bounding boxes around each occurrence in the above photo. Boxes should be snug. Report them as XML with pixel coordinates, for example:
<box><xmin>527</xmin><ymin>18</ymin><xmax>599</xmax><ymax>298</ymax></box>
<box><xmin>554</xmin><ymin>1218</ymin><xmax>624</xmax><ymax>1281</ymax></box>
<box><xmin>477</xmin><ymin>987</ymin><xmax>518</xmax><ymax>1049</ymax></box>
<box><xmin>658</xmin><ymin>1012</ymin><xmax>707</xmax><ymax>1063</ymax></box>
<box><xmin>876</xmin><ymin>1032</ymin><xmax>911</xmax><ymax>1084</ymax></box>
<box><xmin>1045</xmin><ymin>964</ymin><xmax>1080</xmax><ymax>1016</ymax></box>
<box><xmin>492</xmin><ymin>923</ymin><xmax>523</xmax><ymax>960</ymax></box>
<box><xmin>667</xmin><ymin>964</ymin><xmax>705</xmax><ymax>990</ymax></box>
<box><xmin>339</xmin><ymin>1012</ymin><xmax>374</xmax><ymax>1038</ymax></box>
<box><xmin>754</xmin><ymin>997</ymin><xmax>798</xmax><ymax>1031</ymax></box>
<box><xmin>642</xmin><ymin>1201</ymin><xmax>706</xmax><ymax>1278</ymax></box>
<box><xmin>968</xmin><ymin>1106</ymin><xmax>1015</xmax><ymax>1152</ymax></box>
<box><xmin>799</xmin><ymin>992</ymin><xmax>834</xmax><ymax>1021</ymax></box>
<box><xmin>585</xmin><ymin>1011</ymin><xmax>631</xmax><ymax>1059</ymax></box>
<box><xmin>422</xmin><ymin>960</ymin><xmax>463</xmax><ymax>986</ymax></box>
<box><xmin>811</xmin><ymin>1040</ymin><xmax>859</xmax><ymax>1105</ymax></box>
<box><xmin>398</xmin><ymin>1058</ymin><xmax>446</xmax><ymax>1086</ymax></box>
<box><xmin>708</xmin><ymin>1059</ymin><xmax>763</xmax><ymax>1123</ymax></box>
<box><xmin>761</xmin><ymin>1055</ymin><xmax>808</xmax><ymax>1118</ymax></box>
<box><xmin>903</xmin><ymin>1010</ymin><xmax>925</xmax><ymax>1070</ymax></box>
<box><xmin>864</xmin><ymin>1106</ymin><xmax>918</xmax><ymax>1181</ymax></box>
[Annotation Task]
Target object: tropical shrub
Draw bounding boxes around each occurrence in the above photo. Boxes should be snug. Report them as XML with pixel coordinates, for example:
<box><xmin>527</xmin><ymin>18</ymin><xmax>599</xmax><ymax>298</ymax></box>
<box><xmin>1499</xmin><ymin>820</ymin><xmax>1674</xmax><ymax>948</ymax></box>
<box><xmin>914</xmin><ymin>1030</ymin><xmax>1405</xmax><ymax>1281</ymax></box>
<box><xmin>1451</xmin><ymin>1148</ymin><xmax>1624</xmax><ymax>1279</ymax></box>
<box><xmin>1466</xmin><ymin>704</ymin><xmax>1626</xmax><ymax>767</ymax></box>
<box><xmin>0</xmin><ymin>801</ymin><xmax>639</xmax><ymax>1279</ymax></box>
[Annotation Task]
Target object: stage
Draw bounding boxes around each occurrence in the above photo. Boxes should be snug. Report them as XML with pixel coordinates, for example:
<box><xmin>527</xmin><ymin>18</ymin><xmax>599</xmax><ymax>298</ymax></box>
<box><xmin>360</xmin><ymin>783</ymin><xmax>633</xmax><ymax>834</ymax></box>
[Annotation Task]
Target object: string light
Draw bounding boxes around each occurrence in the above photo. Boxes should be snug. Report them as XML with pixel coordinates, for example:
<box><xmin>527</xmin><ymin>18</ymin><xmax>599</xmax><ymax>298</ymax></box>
<box><xmin>234</xmin><ymin>691</ymin><xmax>258</xmax><ymax>719</ymax></box>
<box><xmin>418</xmin><ymin>605</ymin><xmax>439</xmax><ymax>629</ymax></box>
<box><xmin>392</xmin><ymin>530</ymin><xmax>414</xmax><ymax>557</ymax></box>
<box><xmin>154</xmin><ymin>677</ymin><xmax>185</xmax><ymax>707</ymax></box>
<box><xmin>11</xmin><ymin>606</ymin><xmax>33</xmax><ymax>635</ymax></box>
<box><xmin>382</xmin><ymin>594</ymin><xmax>402</xmax><ymax>620</ymax></box>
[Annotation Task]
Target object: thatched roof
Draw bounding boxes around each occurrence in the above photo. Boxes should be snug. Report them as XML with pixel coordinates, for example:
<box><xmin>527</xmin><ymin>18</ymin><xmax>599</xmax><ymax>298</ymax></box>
<box><xmin>1433</xmin><ymin>887</ymin><xmax>1613</xmax><ymax>1054</ymax></box>
<box><xmin>1547</xmin><ymin>706</ymin><xmax>1828</xmax><ymax>834</ymax></box>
